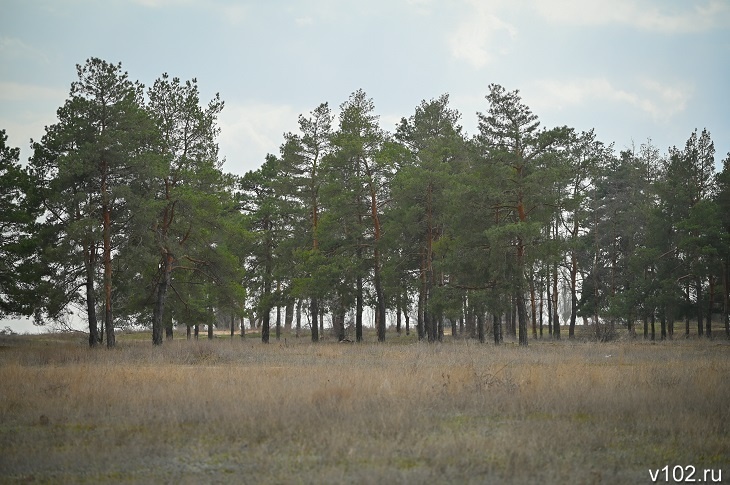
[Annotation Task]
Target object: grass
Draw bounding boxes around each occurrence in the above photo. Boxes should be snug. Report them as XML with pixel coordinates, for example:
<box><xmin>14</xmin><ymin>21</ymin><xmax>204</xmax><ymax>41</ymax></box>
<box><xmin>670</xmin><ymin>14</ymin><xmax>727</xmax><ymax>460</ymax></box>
<box><xmin>0</xmin><ymin>330</ymin><xmax>728</xmax><ymax>484</ymax></box>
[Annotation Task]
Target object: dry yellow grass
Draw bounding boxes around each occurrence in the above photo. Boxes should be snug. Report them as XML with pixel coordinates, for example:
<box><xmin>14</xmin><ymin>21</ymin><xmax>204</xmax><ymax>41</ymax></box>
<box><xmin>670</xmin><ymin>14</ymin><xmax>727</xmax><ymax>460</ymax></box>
<box><xmin>0</xmin><ymin>333</ymin><xmax>728</xmax><ymax>484</ymax></box>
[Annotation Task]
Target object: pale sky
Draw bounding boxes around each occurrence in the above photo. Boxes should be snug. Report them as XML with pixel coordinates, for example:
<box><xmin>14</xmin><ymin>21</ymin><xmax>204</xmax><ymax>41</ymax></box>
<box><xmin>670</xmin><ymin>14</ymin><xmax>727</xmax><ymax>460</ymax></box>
<box><xmin>1</xmin><ymin>0</ymin><xmax>729</xmax><ymax>333</ymax></box>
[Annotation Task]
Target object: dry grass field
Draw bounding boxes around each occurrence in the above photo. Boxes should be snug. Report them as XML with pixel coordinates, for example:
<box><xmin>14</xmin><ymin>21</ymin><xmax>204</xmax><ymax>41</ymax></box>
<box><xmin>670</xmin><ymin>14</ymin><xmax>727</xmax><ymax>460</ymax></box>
<box><xmin>0</xmin><ymin>330</ymin><xmax>728</xmax><ymax>484</ymax></box>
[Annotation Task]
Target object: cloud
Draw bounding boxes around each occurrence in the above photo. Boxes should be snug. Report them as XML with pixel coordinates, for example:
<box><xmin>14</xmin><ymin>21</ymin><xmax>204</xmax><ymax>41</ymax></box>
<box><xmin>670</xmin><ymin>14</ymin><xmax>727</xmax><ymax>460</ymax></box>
<box><xmin>638</xmin><ymin>79</ymin><xmax>690</xmax><ymax>117</ymax></box>
<box><xmin>131</xmin><ymin>0</ymin><xmax>247</xmax><ymax>24</ymax></box>
<box><xmin>449</xmin><ymin>0</ymin><xmax>517</xmax><ymax>68</ymax></box>
<box><xmin>532</xmin><ymin>0</ymin><xmax>730</xmax><ymax>33</ymax></box>
<box><xmin>295</xmin><ymin>16</ymin><xmax>314</xmax><ymax>26</ymax></box>
<box><xmin>217</xmin><ymin>103</ymin><xmax>414</xmax><ymax>176</ymax></box>
<box><xmin>379</xmin><ymin>113</ymin><xmax>403</xmax><ymax>133</ymax></box>
<box><xmin>0</xmin><ymin>111</ymin><xmax>59</xmax><ymax>163</ymax></box>
<box><xmin>219</xmin><ymin>4</ymin><xmax>248</xmax><ymax>25</ymax></box>
<box><xmin>529</xmin><ymin>77</ymin><xmax>692</xmax><ymax>121</ymax></box>
<box><xmin>404</xmin><ymin>0</ymin><xmax>434</xmax><ymax>15</ymax></box>
<box><xmin>217</xmin><ymin>102</ymin><xmax>302</xmax><ymax>175</ymax></box>
<box><xmin>131</xmin><ymin>0</ymin><xmax>195</xmax><ymax>7</ymax></box>
<box><xmin>0</xmin><ymin>82</ymin><xmax>67</xmax><ymax>102</ymax></box>
<box><xmin>0</xmin><ymin>37</ymin><xmax>50</xmax><ymax>64</ymax></box>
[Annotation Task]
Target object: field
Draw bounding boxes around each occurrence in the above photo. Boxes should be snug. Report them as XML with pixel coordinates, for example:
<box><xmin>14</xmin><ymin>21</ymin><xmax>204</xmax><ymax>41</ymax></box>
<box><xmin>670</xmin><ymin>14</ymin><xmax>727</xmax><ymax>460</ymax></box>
<box><xmin>1</xmin><ymin>330</ymin><xmax>728</xmax><ymax>484</ymax></box>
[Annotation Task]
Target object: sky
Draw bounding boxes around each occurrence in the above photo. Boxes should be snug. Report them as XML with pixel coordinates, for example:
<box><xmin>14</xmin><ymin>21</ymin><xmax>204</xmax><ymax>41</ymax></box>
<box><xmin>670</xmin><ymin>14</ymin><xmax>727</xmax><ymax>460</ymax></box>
<box><xmin>1</xmin><ymin>0</ymin><xmax>729</xmax><ymax>333</ymax></box>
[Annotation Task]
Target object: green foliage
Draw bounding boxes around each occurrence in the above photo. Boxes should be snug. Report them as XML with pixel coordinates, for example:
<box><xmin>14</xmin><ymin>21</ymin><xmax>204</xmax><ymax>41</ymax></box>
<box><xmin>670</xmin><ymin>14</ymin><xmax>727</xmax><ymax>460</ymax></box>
<box><xmin>29</xmin><ymin>58</ymin><xmax>160</xmax><ymax>346</ymax></box>
<box><xmin>124</xmin><ymin>72</ymin><xmax>237</xmax><ymax>344</ymax></box>
<box><xmin>5</xmin><ymin>59</ymin><xmax>729</xmax><ymax>343</ymax></box>
<box><xmin>0</xmin><ymin>129</ymin><xmax>43</xmax><ymax>317</ymax></box>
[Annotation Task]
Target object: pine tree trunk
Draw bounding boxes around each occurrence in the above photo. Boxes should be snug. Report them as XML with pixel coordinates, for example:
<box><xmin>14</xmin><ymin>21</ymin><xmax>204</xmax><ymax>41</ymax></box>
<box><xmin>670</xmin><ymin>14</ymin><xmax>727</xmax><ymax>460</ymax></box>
<box><xmin>152</xmin><ymin>254</ymin><xmax>172</xmax><ymax>346</ymax></box>
<box><xmin>477</xmin><ymin>313</ymin><xmax>485</xmax><ymax>343</ymax></box>
<box><xmin>425</xmin><ymin>182</ymin><xmax>434</xmax><ymax>344</ymax></box>
<box><xmin>539</xmin><ymin>279</ymin><xmax>544</xmax><ymax>339</ymax></box>
<box><xmin>310</xmin><ymin>297</ymin><xmax>319</xmax><ymax>342</ymax></box>
<box><xmin>368</xmin><ymin>181</ymin><xmax>386</xmax><ymax>343</ymax></box>
<box><xmin>707</xmin><ymin>276</ymin><xmax>714</xmax><ymax>338</ymax></box>
<box><xmin>262</xmin><ymin>215</ymin><xmax>273</xmax><ymax>343</ymax></box>
<box><xmin>466</xmin><ymin>304</ymin><xmax>475</xmax><ymax>339</ymax></box>
<box><xmin>332</xmin><ymin>309</ymin><xmax>340</xmax><ymax>340</ymax></box>
<box><xmin>296</xmin><ymin>299</ymin><xmax>301</xmax><ymax>338</ymax></box>
<box><xmin>650</xmin><ymin>313</ymin><xmax>655</xmax><ymax>341</ymax></box>
<box><xmin>505</xmin><ymin>303</ymin><xmax>512</xmax><ymax>339</ymax></box>
<box><xmin>552</xmin><ymin>216</ymin><xmax>561</xmax><ymax>339</ymax></box>
<box><xmin>517</xmin><ymin>289</ymin><xmax>528</xmax><ymax>347</ymax></box>
<box><xmin>507</xmin><ymin>293</ymin><xmax>517</xmax><ymax>339</ymax></box>
<box><xmin>417</xmin><ymin>282</ymin><xmax>425</xmax><ymax>340</ymax></box>
<box><xmin>262</xmin><ymin>306</ymin><xmax>270</xmax><ymax>344</ymax></box>
<box><xmin>493</xmin><ymin>313</ymin><xmax>502</xmax><ymax>344</ymax></box>
<box><xmin>85</xmin><ymin>249</ymin><xmax>100</xmax><ymax>347</ymax></box>
<box><xmin>546</xmin><ymin>270</ymin><xmax>553</xmax><ymax>337</ymax></box>
<box><xmin>310</xmin><ymin>165</ymin><xmax>320</xmax><ymax>342</ymax></box>
<box><xmin>627</xmin><ymin>309</ymin><xmax>635</xmax><ymax>338</ymax></box>
<box><xmin>356</xmin><ymin>275</ymin><xmax>363</xmax><ymax>342</ymax></box>
<box><xmin>336</xmin><ymin>307</ymin><xmax>346</xmax><ymax>342</ymax></box>
<box><xmin>165</xmin><ymin>310</ymin><xmax>173</xmax><ymax>340</ymax></box>
<box><xmin>276</xmin><ymin>305</ymin><xmax>281</xmax><ymax>340</ymax></box>
<box><xmin>529</xmin><ymin>279</ymin><xmax>538</xmax><ymax>339</ymax></box>
<box><xmin>374</xmin><ymin>268</ymin><xmax>386</xmax><ymax>342</ymax></box>
<box><xmin>102</xmin><ymin>200</ymin><xmax>115</xmax><ymax>348</ymax></box>
<box><xmin>685</xmin><ymin>284</ymin><xmax>691</xmax><ymax>337</ymax></box>
<box><xmin>460</xmin><ymin>298</ymin><xmax>466</xmax><ymax>337</ymax></box>
<box><xmin>285</xmin><ymin>299</ymin><xmax>294</xmax><ymax>330</ymax></box>
<box><xmin>99</xmin><ymin>307</ymin><xmax>105</xmax><ymax>344</ymax></box>
<box><xmin>696</xmin><ymin>280</ymin><xmax>704</xmax><ymax>337</ymax></box>
<box><xmin>569</xmin><ymin>251</ymin><xmax>578</xmax><ymax>338</ymax></box>
<box><xmin>552</xmin><ymin>264</ymin><xmax>560</xmax><ymax>339</ymax></box>
<box><xmin>425</xmin><ymin>303</ymin><xmax>434</xmax><ymax>343</ymax></box>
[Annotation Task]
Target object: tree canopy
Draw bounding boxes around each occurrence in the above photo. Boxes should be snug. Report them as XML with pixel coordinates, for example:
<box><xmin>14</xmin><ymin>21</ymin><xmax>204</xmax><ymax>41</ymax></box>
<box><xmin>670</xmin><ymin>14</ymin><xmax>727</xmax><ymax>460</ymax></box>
<box><xmin>2</xmin><ymin>58</ymin><xmax>728</xmax><ymax>344</ymax></box>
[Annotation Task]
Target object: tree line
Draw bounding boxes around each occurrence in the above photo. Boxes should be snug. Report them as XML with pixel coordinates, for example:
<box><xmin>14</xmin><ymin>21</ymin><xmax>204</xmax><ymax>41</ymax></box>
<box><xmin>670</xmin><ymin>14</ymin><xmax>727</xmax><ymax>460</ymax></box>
<box><xmin>1</xmin><ymin>58</ymin><xmax>728</xmax><ymax>346</ymax></box>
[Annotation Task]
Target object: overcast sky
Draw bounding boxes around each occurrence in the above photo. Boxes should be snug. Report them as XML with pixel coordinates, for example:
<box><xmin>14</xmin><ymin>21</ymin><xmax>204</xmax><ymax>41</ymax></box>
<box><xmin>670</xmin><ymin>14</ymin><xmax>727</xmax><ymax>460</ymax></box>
<box><xmin>1</xmin><ymin>0</ymin><xmax>729</xmax><ymax>333</ymax></box>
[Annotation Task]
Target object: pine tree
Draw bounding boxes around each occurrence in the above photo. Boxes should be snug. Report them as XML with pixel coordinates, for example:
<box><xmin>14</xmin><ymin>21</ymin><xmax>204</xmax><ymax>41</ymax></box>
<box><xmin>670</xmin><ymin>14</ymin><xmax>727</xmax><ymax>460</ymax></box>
<box><xmin>476</xmin><ymin>84</ymin><xmax>568</xmax><ymax>346</ymax></box>
<box><xmin>143</xmin><ymin>74</ymin><xmax>227</xmax><ymax>345</ymax></box>
<box><xmin>31</xmin><ymin>58</ymin><xmax>159</xmax><ymax>347</ymax></box>
<box><xmin>393</xmin><ymin>94</ymin><xmax>468</xmax><ymax>342</ymax></box>
<box><xmin>322</xmin><ymin>90</ymin><xmax>391</xmax><ymax>341</ymax></box>
<box><xmin>277</xmin><ymin>103</ymin><xmax>334</xmax><ymax>342</ymax></box>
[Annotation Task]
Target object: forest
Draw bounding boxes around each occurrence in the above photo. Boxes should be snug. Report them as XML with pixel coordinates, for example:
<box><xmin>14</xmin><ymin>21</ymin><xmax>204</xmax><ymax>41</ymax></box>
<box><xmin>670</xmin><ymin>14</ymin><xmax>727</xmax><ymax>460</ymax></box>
<box><xmin>1</xmin><ymin>57</ymin><xmax>729</xmax><ymax>347</ymax></box>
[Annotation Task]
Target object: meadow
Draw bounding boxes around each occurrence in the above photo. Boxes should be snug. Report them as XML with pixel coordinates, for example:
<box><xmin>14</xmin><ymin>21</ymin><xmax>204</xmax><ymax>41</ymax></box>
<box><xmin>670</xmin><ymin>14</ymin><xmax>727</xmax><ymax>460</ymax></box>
<box><xmin>1</xmin><ymin>330</ymin><xmax>728</xmax><ymax>484</ymax></box>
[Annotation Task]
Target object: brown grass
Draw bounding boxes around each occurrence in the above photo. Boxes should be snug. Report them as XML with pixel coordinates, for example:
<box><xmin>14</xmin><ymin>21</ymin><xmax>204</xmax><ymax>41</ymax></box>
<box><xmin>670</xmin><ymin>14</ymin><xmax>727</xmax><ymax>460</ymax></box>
<box><xmin>0</xmin><ymin>332</ymin><xmax>728</xmax><ymax>484</ymax></box>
